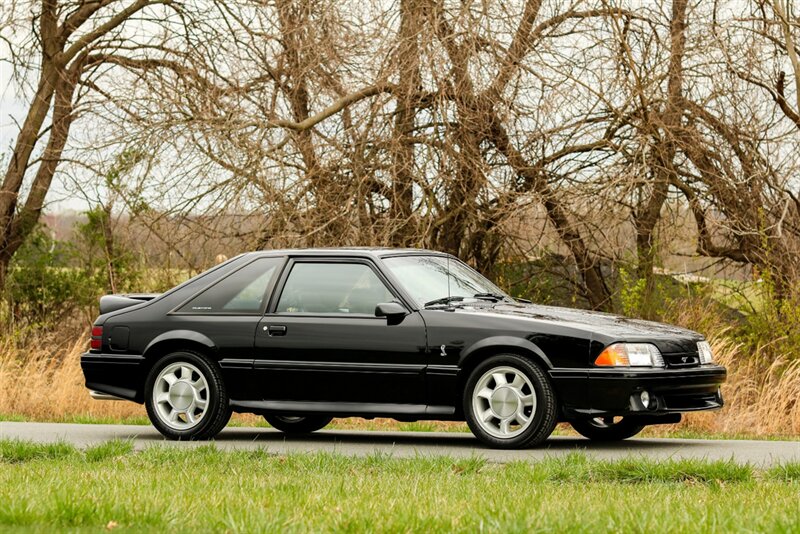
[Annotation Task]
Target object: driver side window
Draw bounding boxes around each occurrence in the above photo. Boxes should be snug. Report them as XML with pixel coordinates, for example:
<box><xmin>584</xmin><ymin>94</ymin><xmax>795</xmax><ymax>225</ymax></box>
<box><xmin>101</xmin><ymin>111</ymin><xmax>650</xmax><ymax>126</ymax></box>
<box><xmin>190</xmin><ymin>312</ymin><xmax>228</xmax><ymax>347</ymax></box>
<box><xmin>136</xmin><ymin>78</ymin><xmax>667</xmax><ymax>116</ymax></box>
<box><xmin>276</xmin><ymin>262</ymin><xmax>394</xmax><ymax>315</ymax></box>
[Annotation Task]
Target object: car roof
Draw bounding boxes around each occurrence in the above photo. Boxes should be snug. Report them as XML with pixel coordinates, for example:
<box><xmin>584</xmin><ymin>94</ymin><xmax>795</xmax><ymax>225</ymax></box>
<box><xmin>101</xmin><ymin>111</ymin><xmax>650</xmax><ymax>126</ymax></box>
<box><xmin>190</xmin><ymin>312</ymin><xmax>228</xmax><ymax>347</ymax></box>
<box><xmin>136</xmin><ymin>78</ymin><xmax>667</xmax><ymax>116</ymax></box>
<box><xmin>243</xmin><ymin>247</ymin><xmax>452</xmax><ymax>259</ymax></box>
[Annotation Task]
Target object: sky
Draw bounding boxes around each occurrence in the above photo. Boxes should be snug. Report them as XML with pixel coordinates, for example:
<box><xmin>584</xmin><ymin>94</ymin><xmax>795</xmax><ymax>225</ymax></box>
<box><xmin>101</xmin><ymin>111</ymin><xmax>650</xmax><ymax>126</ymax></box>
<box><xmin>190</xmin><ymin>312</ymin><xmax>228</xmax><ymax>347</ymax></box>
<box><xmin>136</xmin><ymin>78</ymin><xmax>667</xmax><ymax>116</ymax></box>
<box><xmin>0</xmin><ymin>58</ymin><xmax>25</xmax><ymax>161</ymax></box>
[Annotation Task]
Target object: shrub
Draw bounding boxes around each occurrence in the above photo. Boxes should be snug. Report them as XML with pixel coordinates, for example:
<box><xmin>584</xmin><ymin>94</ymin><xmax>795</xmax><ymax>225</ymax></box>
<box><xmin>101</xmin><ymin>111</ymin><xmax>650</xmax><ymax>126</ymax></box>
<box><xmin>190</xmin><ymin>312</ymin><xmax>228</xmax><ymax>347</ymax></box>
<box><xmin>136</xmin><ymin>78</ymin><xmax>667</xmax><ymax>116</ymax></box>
<box><xmin>4</xmin><ymin>227</ymin><xmax>99</xmax><ymax>326</ymax></box>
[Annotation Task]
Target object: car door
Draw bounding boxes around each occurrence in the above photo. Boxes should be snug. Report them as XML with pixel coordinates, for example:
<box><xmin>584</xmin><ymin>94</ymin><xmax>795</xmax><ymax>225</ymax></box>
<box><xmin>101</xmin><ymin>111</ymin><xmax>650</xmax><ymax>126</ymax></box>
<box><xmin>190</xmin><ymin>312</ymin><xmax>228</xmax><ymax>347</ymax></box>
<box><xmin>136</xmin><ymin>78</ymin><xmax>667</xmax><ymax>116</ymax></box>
<box><xmin>254</xmin><ymin>258</ymin><xmax>428</xmax><ymax>406</ymax></box>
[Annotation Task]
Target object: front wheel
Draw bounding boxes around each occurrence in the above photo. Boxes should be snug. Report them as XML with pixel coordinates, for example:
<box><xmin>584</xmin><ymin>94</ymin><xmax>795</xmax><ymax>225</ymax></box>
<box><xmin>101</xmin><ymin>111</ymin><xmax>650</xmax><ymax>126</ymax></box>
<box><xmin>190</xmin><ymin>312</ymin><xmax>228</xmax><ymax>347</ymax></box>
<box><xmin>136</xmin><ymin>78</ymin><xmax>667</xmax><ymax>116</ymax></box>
<box><xmin>463</xmin><ymin>354</ymin><xmax>558</xmax><ymax>449</ymax></box>
<box><xmin>570</xmin><ymin>417</ymin><xmax>645</xmax><ymax>441</ymax></box>
<box><xmin>264</xmin><ymin>415</ymin><xmax>333</xmax><ymax>434</ymax></box>
<box><xmin>144</xmin><ymin>351</ymin><xmax>232</xmax><ymax>440</ymax></box>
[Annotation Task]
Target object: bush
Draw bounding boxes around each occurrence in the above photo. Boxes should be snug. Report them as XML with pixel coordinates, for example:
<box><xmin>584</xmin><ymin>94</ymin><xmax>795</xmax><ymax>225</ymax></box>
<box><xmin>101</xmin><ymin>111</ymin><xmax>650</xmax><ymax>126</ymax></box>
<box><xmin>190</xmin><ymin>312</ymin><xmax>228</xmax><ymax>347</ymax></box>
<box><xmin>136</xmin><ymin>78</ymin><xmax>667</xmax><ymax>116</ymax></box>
<box><xmin>4</xmin><ymin>209</ymin><xmax>146</xmax><ymax>330</ymax></box>
<box><xmin>737</xmin><ymin>273</ymin><xmax>800</xmax><ymax>361</ymax></box>
<box><xmin>4</xmin><ymin>228</ymin><xmax>99</xmax><ymax>326</ymax></box>
<box><xmin>72</xmin><ymin>206</ymin><xmax>141</xmax><ymax>295</ymax></box>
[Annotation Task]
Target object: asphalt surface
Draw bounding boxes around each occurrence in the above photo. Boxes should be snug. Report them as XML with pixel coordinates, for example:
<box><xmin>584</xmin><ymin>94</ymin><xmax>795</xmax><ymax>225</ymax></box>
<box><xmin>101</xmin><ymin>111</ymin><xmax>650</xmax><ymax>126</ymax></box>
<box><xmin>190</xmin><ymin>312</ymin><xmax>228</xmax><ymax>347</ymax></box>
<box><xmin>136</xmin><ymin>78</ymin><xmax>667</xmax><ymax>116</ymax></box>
<box><xmin>2</xmin><ymin>421</ymin><xmax>799</xmax><ymax>465</ymax></box>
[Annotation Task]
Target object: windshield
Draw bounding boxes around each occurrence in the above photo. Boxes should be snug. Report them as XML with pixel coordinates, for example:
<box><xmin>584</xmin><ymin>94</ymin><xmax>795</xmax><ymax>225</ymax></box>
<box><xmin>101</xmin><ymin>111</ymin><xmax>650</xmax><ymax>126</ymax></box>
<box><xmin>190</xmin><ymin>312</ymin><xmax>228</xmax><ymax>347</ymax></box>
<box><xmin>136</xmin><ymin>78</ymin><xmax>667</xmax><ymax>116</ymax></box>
<box><xmin>382</xmin><ymin>255</ymin><xmax>511</xmax><ymax>307</ymax></box>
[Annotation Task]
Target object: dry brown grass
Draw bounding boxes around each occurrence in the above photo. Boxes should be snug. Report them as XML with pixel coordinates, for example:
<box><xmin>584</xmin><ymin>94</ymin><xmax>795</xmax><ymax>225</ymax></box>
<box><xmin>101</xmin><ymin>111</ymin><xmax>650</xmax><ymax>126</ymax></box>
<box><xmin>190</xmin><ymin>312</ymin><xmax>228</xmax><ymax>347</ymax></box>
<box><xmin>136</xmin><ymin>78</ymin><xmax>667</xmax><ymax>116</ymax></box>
<box><xmin>0</xmin><ymin>336</ymin><xmax>143</xmax><ymax>420</ymax></box>
<box><xmin>2</xmin><ymin>332</ymin><xmax>800</xmax><ymax>437</ymax></box>
<box><xmin>670</xmin><ymin>336</ymin><xmax>800</xmax><ymax>436</ymax></box>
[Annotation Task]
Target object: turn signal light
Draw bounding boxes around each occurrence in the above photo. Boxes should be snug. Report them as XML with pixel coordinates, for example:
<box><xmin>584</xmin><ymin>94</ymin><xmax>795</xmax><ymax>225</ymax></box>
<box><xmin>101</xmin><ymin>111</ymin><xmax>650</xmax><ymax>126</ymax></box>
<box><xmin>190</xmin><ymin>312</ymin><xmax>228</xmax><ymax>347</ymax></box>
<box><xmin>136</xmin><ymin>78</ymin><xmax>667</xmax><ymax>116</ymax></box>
<box><xmin>595</xmin><ymin>344</ymin><xmax>629</xmax><ymax>366</ymax></box>
<box><xmin>594</xmin><ymin>343</ymin><xmax>665</xmax><ymax>368</ymax></box>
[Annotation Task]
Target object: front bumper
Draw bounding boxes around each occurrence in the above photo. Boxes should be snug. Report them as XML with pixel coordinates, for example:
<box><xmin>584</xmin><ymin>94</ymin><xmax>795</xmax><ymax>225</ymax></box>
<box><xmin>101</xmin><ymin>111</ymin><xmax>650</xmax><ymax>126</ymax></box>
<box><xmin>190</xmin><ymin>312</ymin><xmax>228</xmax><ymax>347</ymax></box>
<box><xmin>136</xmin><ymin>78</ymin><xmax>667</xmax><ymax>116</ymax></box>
<box><xmin>550</xmin><ymin>365</ymin><xmax>726</xmax><ymax>420</ymax></box>
<box><xmin>80</xmin><ymin>352</ymin><xmax>145</xmax><ymax>402</ymax></box>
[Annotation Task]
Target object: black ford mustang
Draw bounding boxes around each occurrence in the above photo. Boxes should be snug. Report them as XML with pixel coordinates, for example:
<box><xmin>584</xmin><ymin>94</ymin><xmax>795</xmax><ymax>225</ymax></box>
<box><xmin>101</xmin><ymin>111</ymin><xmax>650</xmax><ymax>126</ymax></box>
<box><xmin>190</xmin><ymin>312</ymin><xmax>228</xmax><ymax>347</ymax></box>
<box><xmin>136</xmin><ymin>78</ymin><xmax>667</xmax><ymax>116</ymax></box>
<box><xmin>81</xmin><ymin>248</ymin><xmax>726</xmax><ymax>448</ymax></box>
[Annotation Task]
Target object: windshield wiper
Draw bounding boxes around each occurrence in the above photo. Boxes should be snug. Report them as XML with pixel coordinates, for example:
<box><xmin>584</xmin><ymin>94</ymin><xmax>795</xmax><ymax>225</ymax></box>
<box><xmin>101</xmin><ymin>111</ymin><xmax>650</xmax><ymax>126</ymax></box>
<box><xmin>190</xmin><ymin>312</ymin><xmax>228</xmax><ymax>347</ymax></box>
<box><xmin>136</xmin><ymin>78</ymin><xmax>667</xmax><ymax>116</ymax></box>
<box><xmin>424</xmin><ymin>296</ymin><xmax>465</xmax><ymax>307</ymax></box>
<box><xmin>424</xmin><ymin>293</ymin><xmax>507</xmax><ymax>307</ymax></box>
<box><xmin>472</xmin><ymin>292</ymin><xmax>507</xmax><ymax>302</ymax></box>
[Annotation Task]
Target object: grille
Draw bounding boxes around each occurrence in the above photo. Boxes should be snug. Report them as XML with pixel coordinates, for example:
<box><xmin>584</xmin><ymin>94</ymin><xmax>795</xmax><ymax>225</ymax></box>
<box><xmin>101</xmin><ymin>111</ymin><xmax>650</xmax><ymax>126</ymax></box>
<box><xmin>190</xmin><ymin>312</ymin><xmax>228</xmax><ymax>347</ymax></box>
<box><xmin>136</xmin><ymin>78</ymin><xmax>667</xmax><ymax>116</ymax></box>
<box><xmin>663</xmin><ymin>352</ymin><xmax>700</xmax><ymax>368</ymax></box>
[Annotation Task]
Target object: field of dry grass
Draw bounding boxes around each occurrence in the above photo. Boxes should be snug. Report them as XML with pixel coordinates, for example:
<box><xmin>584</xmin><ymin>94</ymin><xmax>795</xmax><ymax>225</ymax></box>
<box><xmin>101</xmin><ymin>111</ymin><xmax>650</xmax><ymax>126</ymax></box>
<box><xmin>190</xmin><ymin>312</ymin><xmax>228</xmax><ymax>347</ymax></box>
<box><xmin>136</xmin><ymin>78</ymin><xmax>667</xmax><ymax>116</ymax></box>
<box><xmin>2</xmin><ymin>330</ymin><xmax>800</xmax><ymax>438</ymax></box>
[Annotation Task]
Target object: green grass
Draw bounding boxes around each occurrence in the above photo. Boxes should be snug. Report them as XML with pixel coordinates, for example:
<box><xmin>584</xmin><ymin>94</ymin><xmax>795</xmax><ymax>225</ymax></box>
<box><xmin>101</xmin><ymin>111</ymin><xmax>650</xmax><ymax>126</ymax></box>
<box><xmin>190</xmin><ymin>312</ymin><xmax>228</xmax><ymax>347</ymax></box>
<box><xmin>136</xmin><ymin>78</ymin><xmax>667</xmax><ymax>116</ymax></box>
<box><xmin>708</xmin><ymin>278</ymin><xmax>764</xmax><ymax>314</ymax></box>
<box><xmin>0</xmin><ymin>413</ymin><xmax>153</xmax><ymax>426</ymax></box>
<box><xmin>1</xmin><ymin>440</ymin><xmax>800</xmax><ymax>532</ymax></box>
<box><xmin>634</xmin><ymin>427</ymin><xmax>800</xmax><ymax>442</ymax></box>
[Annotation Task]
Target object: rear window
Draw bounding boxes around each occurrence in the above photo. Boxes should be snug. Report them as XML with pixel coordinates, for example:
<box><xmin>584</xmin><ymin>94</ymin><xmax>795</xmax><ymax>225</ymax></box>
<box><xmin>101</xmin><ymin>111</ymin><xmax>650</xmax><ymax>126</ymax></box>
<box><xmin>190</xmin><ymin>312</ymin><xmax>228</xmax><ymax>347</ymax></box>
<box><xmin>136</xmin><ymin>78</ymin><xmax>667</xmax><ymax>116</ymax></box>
<box><xmin>177</xmin><ymin>258</ymin><xmax>282</xmax><ymax>314</ymax></box>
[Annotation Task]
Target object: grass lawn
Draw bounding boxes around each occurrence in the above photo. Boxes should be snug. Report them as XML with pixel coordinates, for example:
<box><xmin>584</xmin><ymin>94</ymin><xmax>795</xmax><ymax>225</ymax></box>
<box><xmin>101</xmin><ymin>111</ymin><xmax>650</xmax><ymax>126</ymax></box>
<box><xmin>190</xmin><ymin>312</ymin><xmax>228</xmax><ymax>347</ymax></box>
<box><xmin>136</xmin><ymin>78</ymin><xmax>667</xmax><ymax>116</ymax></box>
<box><xmin>1</xmin><ymin>440</ymin><xmax>800</xmax><ymax>533</ymax></box>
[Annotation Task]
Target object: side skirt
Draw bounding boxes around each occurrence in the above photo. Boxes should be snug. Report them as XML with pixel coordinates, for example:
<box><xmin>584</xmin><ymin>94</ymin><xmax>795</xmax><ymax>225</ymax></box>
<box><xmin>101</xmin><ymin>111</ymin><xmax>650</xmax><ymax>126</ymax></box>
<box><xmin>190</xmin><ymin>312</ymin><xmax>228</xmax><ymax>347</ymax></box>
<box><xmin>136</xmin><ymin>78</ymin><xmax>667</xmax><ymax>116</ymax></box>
<box><xmin>230</xmin><ymin>400</ymin><xmax>457</xmax><ymax>419</ymax></box>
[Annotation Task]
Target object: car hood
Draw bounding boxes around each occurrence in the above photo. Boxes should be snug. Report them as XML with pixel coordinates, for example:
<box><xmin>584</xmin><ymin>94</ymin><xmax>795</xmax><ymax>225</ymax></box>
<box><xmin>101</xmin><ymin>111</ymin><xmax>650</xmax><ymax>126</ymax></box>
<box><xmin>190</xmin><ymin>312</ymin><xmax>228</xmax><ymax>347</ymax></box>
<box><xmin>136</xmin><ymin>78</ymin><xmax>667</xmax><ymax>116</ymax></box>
<box><xmin>464</xmin><ymin>302</ymin><xmax>703</xmax><ymax>344</ymax></box>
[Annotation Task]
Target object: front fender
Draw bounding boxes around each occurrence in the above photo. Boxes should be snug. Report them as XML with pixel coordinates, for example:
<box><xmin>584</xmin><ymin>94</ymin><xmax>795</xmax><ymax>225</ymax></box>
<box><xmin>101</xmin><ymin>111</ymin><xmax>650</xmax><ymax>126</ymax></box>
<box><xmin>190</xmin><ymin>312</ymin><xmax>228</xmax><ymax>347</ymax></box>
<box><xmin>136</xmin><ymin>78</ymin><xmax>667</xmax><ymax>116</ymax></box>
<box><xmin>459</xmin><ymin>335</ymin><xmax>553</xmax><ymax>369</ymax></box>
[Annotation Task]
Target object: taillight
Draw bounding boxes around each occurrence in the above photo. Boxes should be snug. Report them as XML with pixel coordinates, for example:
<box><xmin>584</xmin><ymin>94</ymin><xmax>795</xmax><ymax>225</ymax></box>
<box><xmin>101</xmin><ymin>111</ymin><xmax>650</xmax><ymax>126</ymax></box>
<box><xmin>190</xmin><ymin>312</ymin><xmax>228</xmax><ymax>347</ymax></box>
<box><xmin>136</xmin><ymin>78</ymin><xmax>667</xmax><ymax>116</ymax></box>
<box><xmin>90</xmin><ymin>326</ymin><xmax>103</xmax><ymax>350</ymax></box>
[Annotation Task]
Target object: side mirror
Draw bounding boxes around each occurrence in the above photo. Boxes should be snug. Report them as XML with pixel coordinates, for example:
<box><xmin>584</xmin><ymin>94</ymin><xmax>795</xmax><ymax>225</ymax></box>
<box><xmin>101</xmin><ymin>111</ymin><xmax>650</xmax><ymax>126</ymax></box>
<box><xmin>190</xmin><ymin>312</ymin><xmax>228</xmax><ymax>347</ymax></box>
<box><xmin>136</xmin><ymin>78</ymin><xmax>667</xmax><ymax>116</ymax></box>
<box><xmin>375</xmin><ymin>302</ymin><xmax>408</xmax><ymax>319</ymax></box>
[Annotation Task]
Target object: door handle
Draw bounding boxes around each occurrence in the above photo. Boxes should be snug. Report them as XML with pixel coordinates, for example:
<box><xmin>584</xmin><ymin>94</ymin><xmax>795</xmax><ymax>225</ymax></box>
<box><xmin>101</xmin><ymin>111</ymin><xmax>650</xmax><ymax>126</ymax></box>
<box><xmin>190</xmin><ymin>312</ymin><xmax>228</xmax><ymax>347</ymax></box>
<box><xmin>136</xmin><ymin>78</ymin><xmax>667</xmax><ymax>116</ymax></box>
<box><xmin>265</xmin><ymin>325</ymin><xmax>287</xmax><ymax>336</ymax></box>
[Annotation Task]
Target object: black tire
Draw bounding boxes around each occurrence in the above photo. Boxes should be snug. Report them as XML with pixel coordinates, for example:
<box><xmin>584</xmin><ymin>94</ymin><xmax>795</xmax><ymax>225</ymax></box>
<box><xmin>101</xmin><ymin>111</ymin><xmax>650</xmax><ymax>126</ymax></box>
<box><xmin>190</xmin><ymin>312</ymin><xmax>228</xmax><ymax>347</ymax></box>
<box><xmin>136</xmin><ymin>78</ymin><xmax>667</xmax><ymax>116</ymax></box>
<box><xmin>144</xmin><ymin>350</ymin><xmax>231</xmax><ymax>440</ymax></box>
<box><xmin>264</xmin><ymin>414</ymin><xmax>333</xmax><ymax>434</ymax></box>
<box><xmin>570</xmin><ymin>417</ymin><xmax>645</xmax><ymax>441</ymax></box>
<box><xmin>463</xmin><ymin>353</ymin><xmax>558</xmax><ymax>449</ymax></box>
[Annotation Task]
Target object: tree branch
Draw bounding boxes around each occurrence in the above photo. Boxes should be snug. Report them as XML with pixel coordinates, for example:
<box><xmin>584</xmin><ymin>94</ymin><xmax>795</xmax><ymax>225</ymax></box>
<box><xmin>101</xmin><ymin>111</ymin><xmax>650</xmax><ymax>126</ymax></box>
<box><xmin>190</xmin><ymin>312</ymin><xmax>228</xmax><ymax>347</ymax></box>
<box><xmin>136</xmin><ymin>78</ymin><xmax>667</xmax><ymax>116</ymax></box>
<box><xmin>61</xmin><ymin>0</ymin><xmax>171</xmax><ymax>63</ymax></box>
<box><xmin>264</xmin><ymin>83</ymin><xmax>395</xmax><ymax>131</ymax></box>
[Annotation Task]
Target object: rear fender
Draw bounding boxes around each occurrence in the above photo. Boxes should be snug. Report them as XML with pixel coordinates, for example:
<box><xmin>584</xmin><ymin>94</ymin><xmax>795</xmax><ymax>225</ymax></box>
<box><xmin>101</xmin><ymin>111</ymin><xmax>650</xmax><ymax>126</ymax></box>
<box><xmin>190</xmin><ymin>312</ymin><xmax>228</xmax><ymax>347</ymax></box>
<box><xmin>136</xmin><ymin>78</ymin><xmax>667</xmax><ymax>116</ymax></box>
<box><xmin>142</xmin><ymin>330</ymin><xmax>217</xmax><ymax>360</ymax></box>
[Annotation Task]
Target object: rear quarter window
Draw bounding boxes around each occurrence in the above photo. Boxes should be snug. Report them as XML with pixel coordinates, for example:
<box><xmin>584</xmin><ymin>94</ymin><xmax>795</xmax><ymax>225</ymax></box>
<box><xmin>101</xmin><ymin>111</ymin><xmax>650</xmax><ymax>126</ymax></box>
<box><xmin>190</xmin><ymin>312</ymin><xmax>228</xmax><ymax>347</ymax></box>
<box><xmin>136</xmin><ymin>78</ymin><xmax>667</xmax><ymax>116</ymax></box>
<box><xmin>177</xmin><ymin>258</ymin><xmax>282</xmax><ymax>314</ymax></box>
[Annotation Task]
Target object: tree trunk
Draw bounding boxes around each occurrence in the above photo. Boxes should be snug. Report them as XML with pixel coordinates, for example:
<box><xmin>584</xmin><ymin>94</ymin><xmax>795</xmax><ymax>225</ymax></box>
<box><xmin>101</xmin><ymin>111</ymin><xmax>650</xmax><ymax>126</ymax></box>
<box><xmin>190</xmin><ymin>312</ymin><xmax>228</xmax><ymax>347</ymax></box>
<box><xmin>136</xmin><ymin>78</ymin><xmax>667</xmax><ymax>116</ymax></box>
<box><xmin>635</xmin><ymin>0</ymin><xmax>687</xmax><ymax>314</ymax></box>
<box><xmin>429</xmin><ymin>4</ymin><xmax>491</xmax><ymax>261</ymax></box>
<box><xmin>389</xmin><ymin>0</ymin><xmax>423</xmax><ymax>246</ymax></box>
<box><xmin>0</xmin><ymin>67</ymin><xmax>59</xmax><ymax>278</ymax></box>
<box><xmin>275</xmin><ymin>1</ymin><xmax>333</xmax><ymax>244</ymax></box>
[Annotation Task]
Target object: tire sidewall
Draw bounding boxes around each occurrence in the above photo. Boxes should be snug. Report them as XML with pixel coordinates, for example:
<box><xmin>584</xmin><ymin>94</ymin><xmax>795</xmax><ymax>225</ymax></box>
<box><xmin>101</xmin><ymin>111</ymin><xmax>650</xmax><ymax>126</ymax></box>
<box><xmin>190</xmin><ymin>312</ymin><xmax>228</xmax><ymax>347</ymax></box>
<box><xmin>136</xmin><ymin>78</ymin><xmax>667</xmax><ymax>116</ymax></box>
<box><xmin>463</xmin><ymin>353</ymin><xmax>556</xmax><ymax>448</ymax></box>
<box><xmin>570</xmin><ymin>418</ymin><xmax>645</xmax><ymax>441</ymax></box>
<box><xmin>264</xmin><ymin>414</ymin><xmax>333</xmax><ymax>434</ymax></box>
<box><xmin>144</xmin><ymin>351</ymin><xmax>225</xmax><ymax>440</ymax></box>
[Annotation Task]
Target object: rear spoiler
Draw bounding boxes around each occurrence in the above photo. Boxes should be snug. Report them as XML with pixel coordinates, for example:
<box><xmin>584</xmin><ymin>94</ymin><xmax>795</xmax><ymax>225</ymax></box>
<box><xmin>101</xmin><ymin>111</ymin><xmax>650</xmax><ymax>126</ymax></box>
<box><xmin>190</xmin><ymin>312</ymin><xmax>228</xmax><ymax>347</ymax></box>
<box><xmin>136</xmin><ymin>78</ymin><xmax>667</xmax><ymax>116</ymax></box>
<box><xmin>99</xmin><ymin>293</ymin><xmax>160</xmax><ymax>314</ymax></box>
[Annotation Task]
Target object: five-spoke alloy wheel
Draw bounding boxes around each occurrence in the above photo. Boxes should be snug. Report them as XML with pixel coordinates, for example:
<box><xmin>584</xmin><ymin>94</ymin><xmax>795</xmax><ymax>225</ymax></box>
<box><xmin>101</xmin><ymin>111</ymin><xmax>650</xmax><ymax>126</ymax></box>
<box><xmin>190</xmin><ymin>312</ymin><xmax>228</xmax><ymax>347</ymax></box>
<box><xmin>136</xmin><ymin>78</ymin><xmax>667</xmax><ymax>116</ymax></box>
<box><xmin>145</xmin><ymin>351</ymin><xmax>231</xmax><ymax>440</ymax></box>
<box><xmin>471</xmin><ymin>365</ymin><xmax>536</xmax><ymax>439</ymax></box>
<box><xmin>464</xmin><ymin>354</ymin><xmax>557</xmax><ymax>449</ymax></box>
<box><xmin>152</xmin><ymin>362</ymin><xmax>209</xmax><ymax>430</ymax></box>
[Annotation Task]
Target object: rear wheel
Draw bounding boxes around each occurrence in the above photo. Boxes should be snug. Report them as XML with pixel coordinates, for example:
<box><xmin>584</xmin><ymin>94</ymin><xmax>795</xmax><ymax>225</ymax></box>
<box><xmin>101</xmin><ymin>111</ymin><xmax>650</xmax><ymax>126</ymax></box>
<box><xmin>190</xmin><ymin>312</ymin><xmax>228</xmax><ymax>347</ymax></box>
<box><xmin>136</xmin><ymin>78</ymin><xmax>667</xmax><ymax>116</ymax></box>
<box><xmin>264</xmin><ymin>414</ymin><xmax>333</xmax><ymax>434</ymax></box>
<box><xmin>144</xmin><ymin>351</ymin><xmax>231</xmax><ymax>440</ymax></box>
<box><xmin>570</xmin><ymin>417</ymin><xmax>645</xmax><ymax>441</ymax></box>
<box><xmin>463</xmin><ymin>353</ymin><xmax>558</xmax><ymax>449</ymax></box>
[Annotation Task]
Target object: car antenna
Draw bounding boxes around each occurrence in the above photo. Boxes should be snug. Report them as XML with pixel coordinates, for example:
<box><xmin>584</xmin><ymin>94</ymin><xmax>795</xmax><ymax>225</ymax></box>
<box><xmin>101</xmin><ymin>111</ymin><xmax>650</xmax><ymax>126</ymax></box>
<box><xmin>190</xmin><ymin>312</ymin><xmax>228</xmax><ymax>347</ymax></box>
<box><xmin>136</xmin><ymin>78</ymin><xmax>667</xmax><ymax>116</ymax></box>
<box><xmin>447</xmin><ymin>254</ymin><xmax>451</xmax><ymax>301</ymax></box>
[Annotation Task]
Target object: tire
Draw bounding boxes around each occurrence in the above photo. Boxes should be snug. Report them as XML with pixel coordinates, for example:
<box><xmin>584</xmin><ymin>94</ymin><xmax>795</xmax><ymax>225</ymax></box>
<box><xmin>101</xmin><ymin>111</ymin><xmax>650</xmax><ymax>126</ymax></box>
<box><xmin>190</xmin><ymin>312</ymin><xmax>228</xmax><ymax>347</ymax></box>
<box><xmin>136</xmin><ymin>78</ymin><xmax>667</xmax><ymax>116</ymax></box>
<box><xmin>463</xmin><ymin>353</ymin><xmax>558</xmax><ymax>449</ymax></box>
<box><xmin>144</xmin><ymin>350</ymin><xmax>231</xmax><ymax>440</ymax></box>
<box><xmin>570</xmin><ymin>417</ymin><xmax>645</xmax><ymax>441</ymax></box>
<box><xmin>264</xmin><ymin>414</ymin><xmax>333</xmax><ymax>434</ymax></box>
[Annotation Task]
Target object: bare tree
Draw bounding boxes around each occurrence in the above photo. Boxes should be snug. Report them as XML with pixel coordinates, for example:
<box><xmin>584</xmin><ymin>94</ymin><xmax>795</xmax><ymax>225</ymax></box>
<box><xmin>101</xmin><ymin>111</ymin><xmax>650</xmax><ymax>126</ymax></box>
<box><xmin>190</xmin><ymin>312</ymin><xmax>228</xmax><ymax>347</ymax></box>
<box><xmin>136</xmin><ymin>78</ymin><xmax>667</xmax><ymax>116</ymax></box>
<box><xmin>0</xmin><ymin>0</ymin><xmax>193</xmax><ymax>287</ymax></box>
<box><xmin>2</xmin><ymin>0</ymin><xmax>797</xmax><ymax>315</ymax></box>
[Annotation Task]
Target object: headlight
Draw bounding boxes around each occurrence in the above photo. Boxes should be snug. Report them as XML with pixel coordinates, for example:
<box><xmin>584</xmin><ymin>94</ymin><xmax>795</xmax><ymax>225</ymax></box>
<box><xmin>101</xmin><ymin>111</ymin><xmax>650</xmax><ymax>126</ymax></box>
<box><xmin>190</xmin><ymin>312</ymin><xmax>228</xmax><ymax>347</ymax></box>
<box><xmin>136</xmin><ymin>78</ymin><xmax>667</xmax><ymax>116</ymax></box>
<box><xmin>697</xmin><ymin>341</ymin><xmax>714</xmax><ymax>364</ymax></box>
<box><xmin>594</xmin><ymin>343</ymin><xmax>665</xmax><ymax>368</ymax></box>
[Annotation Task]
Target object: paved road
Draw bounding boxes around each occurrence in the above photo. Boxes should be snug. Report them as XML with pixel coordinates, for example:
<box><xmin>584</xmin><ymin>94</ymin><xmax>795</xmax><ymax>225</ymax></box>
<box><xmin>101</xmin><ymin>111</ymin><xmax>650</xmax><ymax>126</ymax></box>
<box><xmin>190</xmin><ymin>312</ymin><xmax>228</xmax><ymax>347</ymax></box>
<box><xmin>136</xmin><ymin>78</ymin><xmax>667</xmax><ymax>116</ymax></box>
<box><xmin>2</xmin><ymin>421</ymin><xmax>799</xmax><ymax>465</ymax></box>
